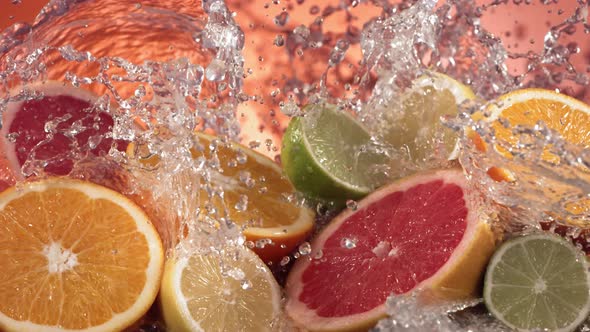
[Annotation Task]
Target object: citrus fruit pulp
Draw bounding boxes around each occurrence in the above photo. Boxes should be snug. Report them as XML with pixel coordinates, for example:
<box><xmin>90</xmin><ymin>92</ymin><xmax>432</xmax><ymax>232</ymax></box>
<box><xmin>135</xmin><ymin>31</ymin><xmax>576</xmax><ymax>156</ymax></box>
<box><xmin>0</xmin><ymin>178</ymin><xmax>164</xmax><ymax>332</ymax></box>
<box><xmin>478</xmin><ymin>88</ymin><xmax>590</xmax><ymax>179</ymax></box>
<box><xmin>285</xmin><ymin>168</ymin><xmax>495</xmax><ymax>331</ymax></box>
<box><xmin>160</xmin><ymin>246</ymin><xmax>282</xmax><ymax>332</ymax></box>
<box><xmin>484</xmin><ymin>234</ymin><xmax>590</xmax><ymax>332</ymax></box>
<box><xmin>281</xmin><ymin>104</ymin><xmax>389</xmax><ymax>207</ymax></box>
<box><xmin>0</xmin><ymin>81</ymin><xmax>127</xmax><ymax>178</ymax></box>
<box><xmin>376</xmin><ymin>72</ymin><xmax>475</xmax><ymax>162</ymax></box>
<box><xmin>128</xmin><ymin>132</ymin><xmax>315</xmax><ymax>262</ymax></box>
<box><xmin>478</xmin><ymin>88</ymin><xmax>590</xmax><ymax>226</ymax></box>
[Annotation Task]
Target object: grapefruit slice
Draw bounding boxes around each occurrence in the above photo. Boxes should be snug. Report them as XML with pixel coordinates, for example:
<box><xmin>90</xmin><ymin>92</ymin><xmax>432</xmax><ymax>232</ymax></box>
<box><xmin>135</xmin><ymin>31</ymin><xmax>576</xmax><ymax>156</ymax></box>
<box><xmin>0</xmin><ymin>81</ymin><xmax>126</xmax><ymax>178</ymax></box>
<box><xmin>285</xmin><ymin>168</ymin><xmax>496</xmax><ymax>331</ymax></box>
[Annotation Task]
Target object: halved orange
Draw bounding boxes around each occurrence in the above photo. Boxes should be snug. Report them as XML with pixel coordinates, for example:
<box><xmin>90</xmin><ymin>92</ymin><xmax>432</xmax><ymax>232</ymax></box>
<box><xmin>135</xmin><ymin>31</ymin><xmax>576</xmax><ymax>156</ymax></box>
<box><xmin>475</xmin><ymin>89</ymin><xmax>590</xmax><ymax>226</ymax></box>
<box><xmin>0</xmin><ymin>179</ymin><xmax>164</xmax><ymax>332</ymax></box>
<box><xmin>127</xmin><ymin>132</ymin><xmax>315</xmax><ymax>263</ymax></box>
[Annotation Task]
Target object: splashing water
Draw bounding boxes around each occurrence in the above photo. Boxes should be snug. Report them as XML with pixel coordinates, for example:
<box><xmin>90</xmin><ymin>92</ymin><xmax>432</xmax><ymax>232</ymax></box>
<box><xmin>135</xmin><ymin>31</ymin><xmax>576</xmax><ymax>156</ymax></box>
<box><xmin>3</xmin><ymin>0</ymin><xmax>590</xmax><ymax>331</ymax></box>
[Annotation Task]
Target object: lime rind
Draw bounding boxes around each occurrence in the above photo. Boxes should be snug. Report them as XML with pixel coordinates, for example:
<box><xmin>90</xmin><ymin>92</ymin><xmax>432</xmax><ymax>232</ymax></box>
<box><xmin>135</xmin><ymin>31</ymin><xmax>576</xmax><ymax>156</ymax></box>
<box><xmin>484</xmin><ymin>233</ymin><xmax>590</xmax><ymax>332</ymax></box>
<box><xmin>282</xmin><ymin>105</ymin><xmax>386</xmax><ymax>206</ymax></box>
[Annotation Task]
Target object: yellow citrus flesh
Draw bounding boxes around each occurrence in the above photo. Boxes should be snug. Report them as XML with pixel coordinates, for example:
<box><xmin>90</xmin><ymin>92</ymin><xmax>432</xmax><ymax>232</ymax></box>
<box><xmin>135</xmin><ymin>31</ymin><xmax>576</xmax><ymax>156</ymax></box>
<box><xmin>160</xmin><ymin>247</ymin><xmax>282</xmax><ymax>332</ymax></box>
<box><xmin>378</xmin><ymin>72</ymin><xmax>476</xmax><ymax>162</ymax></box>
<box><xmin>128</xmin><ymin>133</ymin><xmax>315</xmax><ymax>262</ymax></box>
<box><xmin>0</xmin><ymin>179</ymin><xmax>164</xmax><ymax>332</ymax></box>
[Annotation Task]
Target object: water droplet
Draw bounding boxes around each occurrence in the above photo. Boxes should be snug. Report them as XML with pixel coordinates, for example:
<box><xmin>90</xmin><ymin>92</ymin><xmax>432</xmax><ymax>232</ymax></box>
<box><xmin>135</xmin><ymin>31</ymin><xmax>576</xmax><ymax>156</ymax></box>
<box><xmin>341</xmin><ymin>237</ymin><xmax>357</xmax><ymax>249</ymax></box>
<box><xmin>280</xmin><ymin>256</ymin><xmax>291</xmax><ymax>266</ymax></box>
<box><xmin>346</xmin><ymin>199</ymin><xmax>358</xmax><ymax>211</ymax></box>
<box><xmin>274</xmin><ymin>35</ymin><xmax>285</xmax><ymax>47</ymax></box>
<box><xmin>298</xmin><ymin>242</ymin><xmax>312</xmax><ymax>255</ymax></box>
<box><xmin>205</xmin><ymin>58</ymin><xmax>226</xmax><ymax>82</ymax></box>
<box><xmin>274</xmin><ymin>12</ymin><xmax>289</xmax><ymax>27</ymax></box>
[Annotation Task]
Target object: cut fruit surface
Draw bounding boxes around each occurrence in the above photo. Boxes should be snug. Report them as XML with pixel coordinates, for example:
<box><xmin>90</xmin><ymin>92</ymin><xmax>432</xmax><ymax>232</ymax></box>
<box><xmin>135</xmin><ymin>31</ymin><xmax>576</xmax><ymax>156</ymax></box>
<box><xmin>478</xmin><ymin>89</ymin><xmax>590</xmax><ymax>227</ymax></box>
<box><xmin>285</xmin><ymin>168</ymin><xmax>496</xmax><ymax>331</ymax></box>
<box><xmin>0</xmin><ymin>81</ymin><xmax>126</xmax><ymax>178</ymax></box>
<box><xmin>0</xmin><ymin>179</ymin><xmax>164</xmax><ymax>332</ymax></box>
<box><xmin>484</xmin><ymin>234</ymin><xmax>590</xmax><ymax>332</ymax></box>
<box><xmin>127</xmin><ymin>132</ymin><xmax>315</xmax><ymax>262</ymax></box>
<box><xmin>480</xmin><ymin>88</ymin><xmax>590</xmax><ymax>180</ymax></box>
<box><xmin>281</xmin><ymin>104</ymin><xmax>390</xmax><ymax>207</ymax></box>
<box><xmin>375</xmin><ymin>72</ymin><xmax>475</xmax><ymax>162</ymax></box>
<box><xmin>160</xmin><ymin>246</ymin><xmax>282</xmax><ymax>332</ymax></box>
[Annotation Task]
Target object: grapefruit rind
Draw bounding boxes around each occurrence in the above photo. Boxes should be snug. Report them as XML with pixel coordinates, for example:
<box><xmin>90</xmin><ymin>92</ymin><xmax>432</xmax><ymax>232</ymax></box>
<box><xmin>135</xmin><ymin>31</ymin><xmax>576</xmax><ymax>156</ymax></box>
<box><xmin>285</xmin><ymin>168</ymin><xmax>496</xmax><ymax>332</ymax></box>
<box><xmin>0</xmin><ymin>81</ymin><xmax>99</xmax><ymax>181</ymax></box>
<box><xmin>0</xmin><ymin>178</ymin><xmax>164</xmax><ymax>332</ymax></box>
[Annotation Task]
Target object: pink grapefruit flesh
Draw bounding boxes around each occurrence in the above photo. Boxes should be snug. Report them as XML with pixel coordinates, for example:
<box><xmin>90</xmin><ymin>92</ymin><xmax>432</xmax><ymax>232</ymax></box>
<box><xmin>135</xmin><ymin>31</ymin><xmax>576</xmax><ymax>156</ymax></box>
<box><xmin>0</xmin><ymin>82</ymin><xmax>126</xmax><ymax>178</ymax></box>
<box><xmin>285</xmin><ymin>168</ymin><xmax>494</xmax><ymax>331</ymax></box>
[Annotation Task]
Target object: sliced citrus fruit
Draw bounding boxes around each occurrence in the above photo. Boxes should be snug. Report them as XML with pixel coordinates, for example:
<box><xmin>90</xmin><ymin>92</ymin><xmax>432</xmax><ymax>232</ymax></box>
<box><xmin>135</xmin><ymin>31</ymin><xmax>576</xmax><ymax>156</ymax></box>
<box><xmin>127</xmin><ymin>132</ymin><xmax>315</xmax><ymax>262</ymax></box>
<box><xmin>0</xmin><ymin>178</ymin><xmax>164</xmax><ymax>332</ymax></box>
<box><xmin>479</xmin><ymin>89</ymin><xmax>590</xmax><ymax>226</ymax></box>
<box><xmin>285</xmin><ymin>168</ymin><xmax>496</xmax><ymax>331</ymax></box>
<box><xmin>281</xmin><ymin>104</ymin><xmax>390</xmax><ymax>207</ymax></box>
<box><xmin>0</xmin><ymin>81</ymin><xmax>127</xmax><ymax>177</ymax></box>
<box><xmin>160</xmin><ymin>246</ymin><xmax>282</xmax><ymax>332</ymax></box>
<box><xmin>481</xmin><ymin>88</ymin><xmax>590</xmax><ymax>180</ymax></box>
<box><xmin>375</xmin><ymin>72</ymin><xmax>475</xmax><ymax>162</ymax></box>
<box><xmin>484</xmin><ymin>233</ymin><xmax>590</xmax><ymax>331</ymax></box>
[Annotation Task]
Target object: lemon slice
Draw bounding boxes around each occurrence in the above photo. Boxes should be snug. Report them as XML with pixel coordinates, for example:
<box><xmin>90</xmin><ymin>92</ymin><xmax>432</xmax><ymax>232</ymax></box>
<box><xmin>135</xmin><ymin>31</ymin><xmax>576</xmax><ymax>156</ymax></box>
<box><xmin>160</xmin><ymin>246</ymin><xmax>282</xmax><ymax>332</ymax></box>
<box><xmin>376</xmin><ymin>71</ymin><xmax>475</xmax><ymax>162</ymax></box>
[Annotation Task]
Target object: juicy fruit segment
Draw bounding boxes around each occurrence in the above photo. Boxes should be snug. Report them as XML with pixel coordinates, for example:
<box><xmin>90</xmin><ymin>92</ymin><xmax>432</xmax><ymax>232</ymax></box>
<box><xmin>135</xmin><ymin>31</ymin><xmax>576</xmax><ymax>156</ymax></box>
<box><xmin>481</xmin><ymin>88</ymin><xmax>590</xmax><ymax>182</ymax></box>
<box><xmin>0</xmin><ymin>179</ymin><xmax>164</xmax><ymax>332</ymax></box>
<box><xmin>480</xmin><ymin>89</ymin><xmax>590</xmax><ymax>227</ymax></box>
<box><xmin>282</xmin><ymin>104</ymin><xmax>389</xmax><ymax>207</ymax></box>
<box><xmin>285</xmin><ymin>168</ymin><xmax>495</xmax><ymax>331</ymax></box>
<box><xmin>160</xmin><ymin>247</ymin><xmax>282</xmax><ymax>332</ymax></box>
<box><xmin>484</xmin><ymin>234</ymin><xmax>590</xmax><ymax>331</ymax></box>
<box><xmin>128</xmin><ymin>132</ymin><xmax>315</xmax><ymax>262</ymax></box>
<box><xmin>0</xmin><ymin>81</ymin><xmax>126</xmax><ymax>177</ymax></box>
<box><xmin>376</xmin><ymin>72</ymin><xmax>475</xmax><ymax>162</ymax></box>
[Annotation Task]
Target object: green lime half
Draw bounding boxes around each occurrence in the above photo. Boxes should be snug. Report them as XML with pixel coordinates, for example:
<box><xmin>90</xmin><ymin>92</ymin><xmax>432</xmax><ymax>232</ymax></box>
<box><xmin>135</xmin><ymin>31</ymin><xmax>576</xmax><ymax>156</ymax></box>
<box><xmin>484</xmin><ymin>233</ymin><xmax>590</xmax><ymax>332</ymax></box>
<box><xmin>281</xmin><ymin>104</ymin><xmax>389</xmax><ymax>207</ymax></box>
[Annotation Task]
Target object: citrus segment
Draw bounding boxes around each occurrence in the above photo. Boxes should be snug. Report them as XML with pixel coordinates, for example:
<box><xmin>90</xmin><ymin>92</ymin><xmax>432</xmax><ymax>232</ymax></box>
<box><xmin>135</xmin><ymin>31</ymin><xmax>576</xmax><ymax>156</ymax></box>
<box><xmin>281</xmin><ymin>104</ymin><xmax>389</xmax><ymax>207</ymax></box>
<box><xmin>128</xmin><ymin>132</ymin><xmax>315</xmax><ymax>262</ymax></box>
<box><xmin>160</xmin><ymin>246</ymin><xmax>282</xmax><ymax>332</ymax></box>
<box><xmin>484</xmin><ymin>234</ymin><xmax>590</xmax><ymax>332</ymax></box>
<box><xmin>285</xmin><ymin>168</ymin><xmax>495</xmax><ymax>331</ymax></box>
<box><xmin>0</xmin><ymin>179</ymin><xmax>164</xmax><ymax>332</ymax></box>
<box><xmin>376</xmin><ymin>72</ymin><xmax>475</xmax><ymax>162</ymax></box>
<box><xmin>0</xmin><ymin>81</ymin><xmax>127</xmax><ymax>178</ymax></box>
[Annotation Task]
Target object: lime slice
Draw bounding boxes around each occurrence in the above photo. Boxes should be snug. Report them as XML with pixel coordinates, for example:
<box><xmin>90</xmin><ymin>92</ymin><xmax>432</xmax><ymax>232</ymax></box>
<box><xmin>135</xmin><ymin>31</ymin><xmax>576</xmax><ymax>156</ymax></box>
<box><xmin>376</xmin><ymin>72</ymin><xmax>475</xmax><ymax>162</ymax></box>
<box><xmin>281</xmin><ymin>104</ymin><xmax>389</xmax><ymax>206</ymax></box>
<box><xmin>484</xmin><ymin>233</ymin><xmax>590</xmax><ymax>332</ymax></box>
<box><xmin>160</xmin><ymin>247</ymin><xmax>282</xmax><ymax>332</ymax></box>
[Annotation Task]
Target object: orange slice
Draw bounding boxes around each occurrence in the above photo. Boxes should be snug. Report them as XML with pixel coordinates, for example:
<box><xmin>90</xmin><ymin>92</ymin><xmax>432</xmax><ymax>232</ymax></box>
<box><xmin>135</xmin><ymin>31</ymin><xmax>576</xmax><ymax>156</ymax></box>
<box><xmin>0</xmin><ymin>179</ymin><xmax>164</xmax><ymax>332</ymax></box>
<box><xmin>477</xmin><ymin>89</ymin><xmax>590</xmax><ymax>225</ymax></box>
<box><xmin>128</xmin><ymin>132</ymin><xmax>315</xmax><ymax>262</ymax></box>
